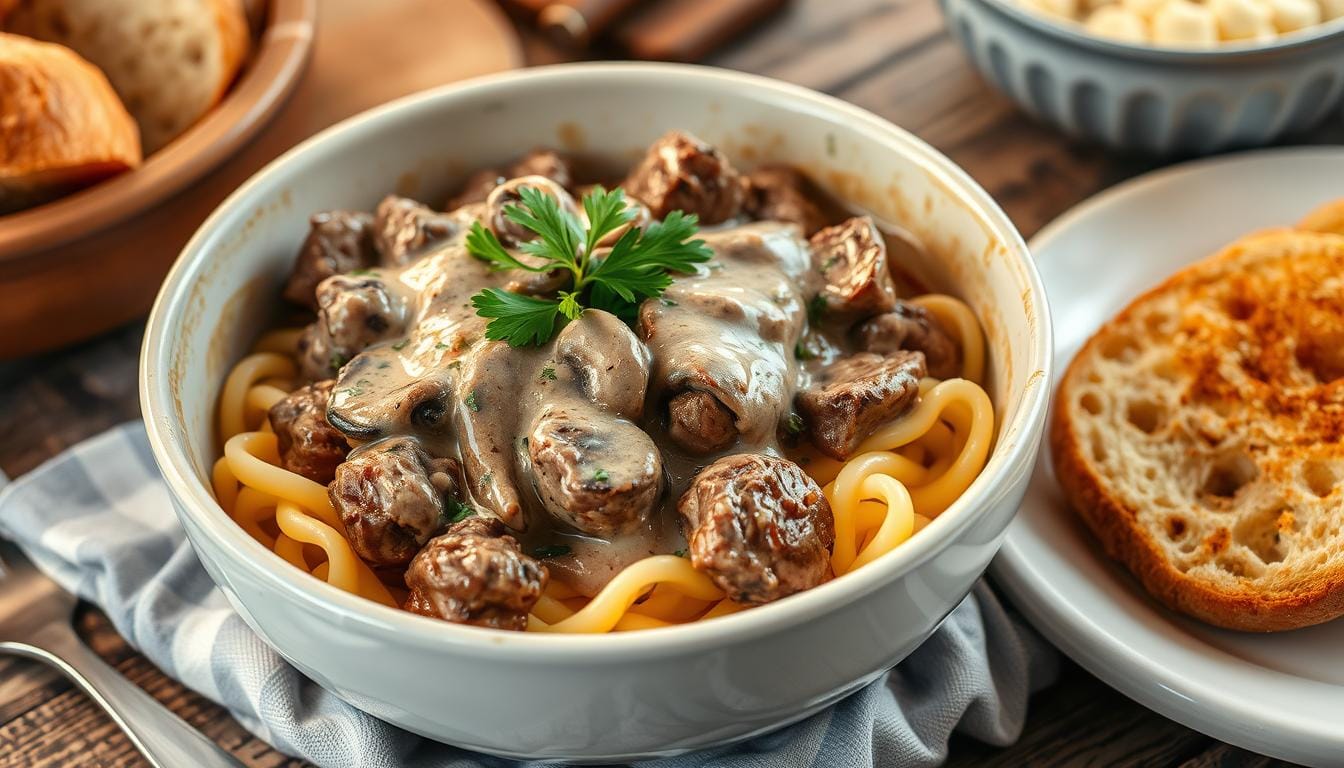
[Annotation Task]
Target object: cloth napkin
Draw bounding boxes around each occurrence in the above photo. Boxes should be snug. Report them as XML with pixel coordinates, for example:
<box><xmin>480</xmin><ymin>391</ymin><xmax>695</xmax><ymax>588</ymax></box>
<box><xmin>0</xmin><ymin>423</ymin><xmax>1057</xmax><ymax>768</ymax></box>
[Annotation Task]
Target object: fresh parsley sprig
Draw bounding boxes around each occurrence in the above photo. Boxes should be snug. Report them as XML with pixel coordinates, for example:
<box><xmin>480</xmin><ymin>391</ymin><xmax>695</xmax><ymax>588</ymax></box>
<box><xmin>466</xmin><ymin>186</ymin><xmax>712</xmax><ymax>347</ymax></box>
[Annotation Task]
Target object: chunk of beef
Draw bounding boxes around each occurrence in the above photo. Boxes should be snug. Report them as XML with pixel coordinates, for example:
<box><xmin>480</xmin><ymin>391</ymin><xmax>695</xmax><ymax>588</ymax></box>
<box><xmin>810</xmin><ymin>216</ymin><xmax>898</xmax><ymax>321</ymax></box>
<box><xmin>299</xmin><ymin>275</ymin><xmax>409</xmax><ymax>380</ymax></box>
<box><xmin>528</xmin><ymin>405</ymin><xmax>662</xmax><ymax>537</ymax></box>
<box><xmin>796</xmin><ymin>351</ymin><xmax>926</xmax><ymax>460</ymax></box>
<box><xmin>638</xmin><ymin>277</ymin><xmax>804</xmax><ymax>451</ymax></box>
<box><xmin>509</xmin><ymin>148</ymin><xmax>573</xmax><ymax>190</ymax></box>
<box><xmin>445</xmin><ymin>149</ymin><xmax>574</xmax><ymax>209</ymax></box>
<box><xmin>373</xmin><ymin>195</ymin><xmax>458</xmax><ymax>265</ymax></box>
<box><xmin>446</xmin><ymin>167</ymin><xmax>506</xmax><ymax>210</ymax></box>
<box><xmin>267</xmin><ymin>380</ymin><xmax>348</xmax><ymax>484</ymax></box>
<box><xmin>404</xmin><ymin>516</ymin><xmax>548</xmax><ymax>631</ymax></box>
<box><xmin>666</xmin><ymin>390</ymin><xmax>737</xmax><ymax>454</ymax></box>
<box><xmin>281</xmin><ymin>211</ymin><xmax>378</xmax><ymax>310</ymax></box>
<box><xmin>855</xmin><ymin>302</ymin><xmax>960</xmax><ymax>379</ymax></box>
<box><xmin>623</xmin><ymin>131</ymin><xmax>744</xmax><ymax>225</ymax></box>
<box><xmin>678</xmin><ymin>454</ymin><xmax>834</xmax><ymax>604</ymax></box>
<box><xmin>742</xmin><ymin>165</ymin><xmax>829</xmax><ymax>236</ymax></box>
<box><xmin>328</xmin><ymin>437</ymin><xmax>460</xmax><ymax>567</ymax></box>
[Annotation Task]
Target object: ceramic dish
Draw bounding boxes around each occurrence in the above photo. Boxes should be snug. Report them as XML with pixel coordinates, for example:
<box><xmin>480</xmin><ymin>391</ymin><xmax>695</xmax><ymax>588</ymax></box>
<box><xmin>139</xmin><ymin>63</ymin><xmax>1052</xmax><ymax>760</ymax></box>
<box><xmin>938</xmin><ymin>0</ymin><xmax>1344</xmax><ymax>154</ymax></box>
<box><xmin>0</xmin><ymin>0</ymin><xmax>315</xmax><ymax>356</ymax></box>
<box><xmin>992</xmin><ymin>147</ymin><xmax>1344</xmax><ymax>768</ymax></box>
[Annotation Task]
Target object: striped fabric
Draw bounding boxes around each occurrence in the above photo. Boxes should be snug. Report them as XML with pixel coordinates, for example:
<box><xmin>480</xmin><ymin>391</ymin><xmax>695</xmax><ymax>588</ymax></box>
<box><xmin>0</xmin><ymin>423</ymin><xmax>1057</xmax><ymax>768</ymax></box>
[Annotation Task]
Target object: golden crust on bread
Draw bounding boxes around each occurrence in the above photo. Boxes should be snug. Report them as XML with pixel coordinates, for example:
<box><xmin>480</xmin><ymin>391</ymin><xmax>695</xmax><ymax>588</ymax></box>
<box><xmin>0</xmin><ymin>32</ymin><xmax>140</xmax><ymax>211</ymax></box>
<box><xmin>4</xmin><ymin>0</ymin><xmax>252</xmax><ymax>153</ymax></box>
<box><xmin>1299</xmin><ymin>198</ymin><xmax>1344</xmax><ymax>237</ymax></box>
<box><xmin>1052</xmin><ymin>229</ymin><xmax>1344</xmax><ymax>632</ymax></box>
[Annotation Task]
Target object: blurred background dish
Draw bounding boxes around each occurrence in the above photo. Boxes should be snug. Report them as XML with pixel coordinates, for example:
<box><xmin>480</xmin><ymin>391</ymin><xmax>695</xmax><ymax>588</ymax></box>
<box><xmin>938</xmin><ymin>0</ymin><xmax>1344</xmax><ymax>154</ymax></box>
<box><xmin>1012</xmin><ymin>0</ymin><xmax>1344</xmax><ymax>48</ymax></box>
<box><xmin>0</xmin><ymin>0</ymin><xmax>524</xmax><ymax>359</ymax></box>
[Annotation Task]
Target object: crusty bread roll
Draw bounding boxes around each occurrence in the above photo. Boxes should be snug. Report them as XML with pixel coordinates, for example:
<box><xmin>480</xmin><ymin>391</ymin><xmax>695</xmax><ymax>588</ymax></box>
<box><xmin>4</xmin><ymin>0</ymin><xmax>250</xmax><ymax>153</ymax></box>
<box><xmin>1052</xmin><ymin>228</ymin><xmax>1344</xmax><ymax>632</ymax></box>
<box><xmin>0</xmin><ymin>32</ymin><xmax>141</xmax><ymax>212</ymax></box>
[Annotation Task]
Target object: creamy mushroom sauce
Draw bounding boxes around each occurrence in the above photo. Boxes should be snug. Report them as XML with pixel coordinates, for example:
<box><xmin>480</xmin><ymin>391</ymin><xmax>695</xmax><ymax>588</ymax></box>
<box><xmin>321</xmin><ymin>200</ymin><xmax>924</xmax><ymax>596</ymax></box>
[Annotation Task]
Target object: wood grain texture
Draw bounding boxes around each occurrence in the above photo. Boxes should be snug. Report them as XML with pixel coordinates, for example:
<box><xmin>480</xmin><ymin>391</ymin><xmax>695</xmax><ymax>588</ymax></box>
<box><xmin>2</xmin><ymin>0</ymin><xmax>1337</xmax><ymax>764</ymax></box>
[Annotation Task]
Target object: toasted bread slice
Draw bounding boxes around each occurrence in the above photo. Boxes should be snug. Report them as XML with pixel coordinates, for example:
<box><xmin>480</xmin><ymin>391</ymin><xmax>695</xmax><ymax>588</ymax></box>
<box><xmin>1299</xmin><ymin>198</ymin><xmax>1344</xmax><ymax>237</ymax></box>
<box><xmin>4</xmin><ymin>0</ymin><xmax>250</xmax><ymax>153</ymax></box>
<box><xmin>0</xmin><ymin>32</ymin><xmax>141</xmax><ymax>212</ymax></box>
<box><xmin>1052</xmin><ymin>229</ymin><xmax>1344</xmax><ymax>631</ymax></box>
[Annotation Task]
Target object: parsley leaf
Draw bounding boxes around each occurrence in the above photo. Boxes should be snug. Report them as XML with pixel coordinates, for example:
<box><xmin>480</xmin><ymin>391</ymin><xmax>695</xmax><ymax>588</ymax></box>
<box><xmin>465</xmin><ymin>221</ymin><xmax>549</xmax><ymax>273</ymax></box>
<box><xmin>448</xmin><ymin>500</ymin><xmax>475</xmax><ymax>524</ymax></box>
<box><xmin>807</xmin><ymin>294</ymin><xmax>828</xmax><ymax>325</ymax></box>
<box><xmin>582</xmin><ymin>185</ymin><xmax>637</xmax><ymax>258</ymax></box>
<box><xmin>533</xmin><ymin>544</ymin><xmax>571</xmax><ymax>558</ymax></box>
<box><xmin>465</xmin><ymin>186</ymin><xmax>710</xmax><ymax>346</ymax></box>
<box><xmin>510</xmin><ymin>186</ymin><xmax>583</xmax><ymax>265</ymax></box>
<box><xmin>471</xmin><ymin>288</ymin><xmax>561</xmax><ymax>348</ymax></box>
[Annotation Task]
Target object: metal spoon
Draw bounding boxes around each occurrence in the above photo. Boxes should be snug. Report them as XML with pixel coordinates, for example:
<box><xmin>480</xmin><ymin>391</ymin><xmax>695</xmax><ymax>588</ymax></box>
<box><xmin>0</xmin><ymin>539</ymin><xmax>243</xmax><ymax>768</ymax></box>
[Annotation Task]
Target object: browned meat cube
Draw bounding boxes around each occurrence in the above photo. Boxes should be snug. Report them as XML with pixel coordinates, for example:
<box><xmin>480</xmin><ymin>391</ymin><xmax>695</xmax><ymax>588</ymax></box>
<box><xmin>810</xmin><ymin>216</ymin><xmax>898</xmax><ymax>321</ymax></box>
<box><xmin>796</xmin><ymin>351</ymin><xmax>926</xmax><ymax>460</ymax></box>
<box><xmin>328</xmin><ymin>437</ymin><xmax>460</xmax><ymax>567</ymax></box>
<box><xmin>528</xmin><ymin>405</ymin><xmax>662</xmax><ymax>537</ymax></box>
<box><xmin>404</xmin><ymin>516</ymin><xmax>548</xmax><ymax>631</ymax></box>
<box><xmin>854</xmin><ymin>302</ymin><xmax>961</xmax><ymax>379</ymax></box>
<box><xmin>678</xmin><ymin>454</ymin><xmax>834</xmax><ymax>604</ymax></box>
<box><xmin>446</xmin><ymin>167</ymin><xmax>506</xmax><ymax>210</ymax></box>
<box><xmin>444</xmin><ymin>149</ymin><xmax>574</xmax><ymax>209</ymax></box>
<box><xmin>742</xmin><ymin>165</ymin><xmax>829</xmax><ymax>236</ymax></box>
<box><xmin>281</xmin><ymin>211</ymin><xmax>377</xmax><ymax>310</ymax></box>
<box><xmin>298</xmin><ymin>275</ymin><xmax>410</xmax><ymax>380</ymax></box>
<box><xmin>623</xmin><ymin>131</ymin><xmax>744</xmax><ymax>225</ymax></box>
<box><xmin>509</xmin><ymin>148</ymin><xmax>573</xmax><ymax>191</ymax></box>
<box><xmin>267</xmin><ymin>380</ymin><xmax>348</xmax><ymax>484</ymax></box>
<box><xmin>372</xmin><ymin>195</ymin><xmax>458</xmax><ymax>265</ymax></box>
<box><xmin>666</xmin><ymin>390</ymin><xmax>737</xmax><ymax>454</ymax></box>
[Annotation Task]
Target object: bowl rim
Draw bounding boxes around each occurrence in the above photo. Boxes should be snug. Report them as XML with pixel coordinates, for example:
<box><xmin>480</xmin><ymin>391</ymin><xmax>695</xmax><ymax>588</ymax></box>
<box><xmin>973</xmin><ymin>0</ymin><xmax>1344</xmax><ymax>60</ymax></box>
<box><xmin>0</xmin><ymin>0</ymin><xmax>317</xmax><ymax>262</ymax></box>
<box><xmin>140</xmin><ymin>61</ymin><xmax>1053</xmax><ymax>660</ymax></box>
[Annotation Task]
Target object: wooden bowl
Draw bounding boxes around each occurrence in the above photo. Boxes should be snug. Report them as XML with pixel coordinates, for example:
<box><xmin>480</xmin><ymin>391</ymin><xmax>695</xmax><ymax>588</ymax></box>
<box><xmin>0</xmin><ymin>0</ymin><xmax>317</xmax><ymax>358</ymax></box>
<box><xmin>0</xmin><ymin>0</ymin><xmax>522</xmax><ymax>359</ymax></box>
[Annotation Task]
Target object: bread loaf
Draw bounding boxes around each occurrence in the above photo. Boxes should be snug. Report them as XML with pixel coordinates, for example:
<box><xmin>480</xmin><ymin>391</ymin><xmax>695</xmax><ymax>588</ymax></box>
<box><xmin>0</xmin><ymin>32</ymin><xmax>140</xmax><ymax>212</ymax></box>
<box><xmin>4</xmin><ymin>0</ymin><xmax>250</xmax><ymax>153</ymax></box>
<box><xmin>1052</xmin><ymin>229</ymin><xmax>1344</xmax><ymax>631</ymax></box>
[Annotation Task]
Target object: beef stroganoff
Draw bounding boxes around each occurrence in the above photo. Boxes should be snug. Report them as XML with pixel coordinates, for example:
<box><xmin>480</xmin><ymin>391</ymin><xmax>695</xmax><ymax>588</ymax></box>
<box><xmin>212</xmin><ymin>131</ymin><xmax>994</xmax><ymax>633</ymax></box>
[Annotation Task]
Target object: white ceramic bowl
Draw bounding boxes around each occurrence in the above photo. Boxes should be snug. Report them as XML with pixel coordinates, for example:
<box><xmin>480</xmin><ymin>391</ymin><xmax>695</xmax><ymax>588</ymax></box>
<box><xmin>939</xmin><ymin>0</ymin><xmax>1344</xmax><ymax>154</ymax></box>
<box><xmin>139</xmin><ymin>63</ymin><xmax>1052</xmax><ymax>761</ymax></box>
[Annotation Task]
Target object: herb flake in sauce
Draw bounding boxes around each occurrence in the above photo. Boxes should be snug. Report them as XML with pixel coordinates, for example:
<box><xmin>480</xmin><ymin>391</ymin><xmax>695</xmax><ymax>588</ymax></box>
<box><xmin>533</xmin><ymin>544</ymin><xmax>571</xmax><ymax>558</ymax></box>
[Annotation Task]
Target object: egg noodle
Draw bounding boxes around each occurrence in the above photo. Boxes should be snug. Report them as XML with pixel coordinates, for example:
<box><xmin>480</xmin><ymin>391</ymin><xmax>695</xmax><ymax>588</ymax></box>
<box><xmin>212</xmin><ymin>294</ymin><xmax>994</xmax><ymax>633</ymax></box>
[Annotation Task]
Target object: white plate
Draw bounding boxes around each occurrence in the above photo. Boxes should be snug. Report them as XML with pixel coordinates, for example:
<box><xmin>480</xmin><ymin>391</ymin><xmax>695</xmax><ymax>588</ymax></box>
<box><xmin>991</xmin><ymin>147</ymin><xmax>1344</xmax><ymax>768</ymax></box>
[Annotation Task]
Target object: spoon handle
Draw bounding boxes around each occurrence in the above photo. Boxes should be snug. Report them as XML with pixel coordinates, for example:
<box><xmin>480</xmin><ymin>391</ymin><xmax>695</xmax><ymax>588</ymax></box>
<box><xmin>1</xmin><ymin>626</ymin><xmax>244</xmax><ymax>768</ymax></box>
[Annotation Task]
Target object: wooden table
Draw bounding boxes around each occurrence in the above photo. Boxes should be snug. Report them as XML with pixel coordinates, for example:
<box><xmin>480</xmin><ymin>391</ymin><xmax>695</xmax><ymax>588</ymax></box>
<box><xmin>2</xmin><ymin>0</ymin><xmax>1338</xmax><ymax>765</ymax></box>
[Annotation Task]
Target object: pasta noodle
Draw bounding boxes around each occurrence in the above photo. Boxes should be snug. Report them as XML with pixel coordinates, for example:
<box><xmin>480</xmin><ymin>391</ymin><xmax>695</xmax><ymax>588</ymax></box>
<box><xmin>214</xmin><ymin>296</ymin><xmax>995</xmax><ymax>632</ymax></box>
